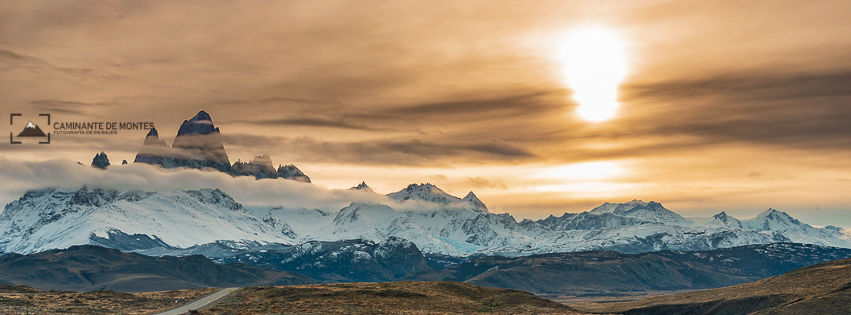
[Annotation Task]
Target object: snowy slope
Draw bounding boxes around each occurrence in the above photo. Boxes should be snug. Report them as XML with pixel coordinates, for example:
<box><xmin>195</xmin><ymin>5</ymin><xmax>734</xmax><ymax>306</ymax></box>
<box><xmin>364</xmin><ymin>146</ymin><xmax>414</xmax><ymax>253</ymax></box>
<box><xmin>1</xmin><ymin>184</ymin><xmax>849</xmax><ymax>257</ymax></box>
<box><xmin>741</xmin><ymin>209</ymin><xmax>849</xmax><ymax>248</ymax></box>
<box><xmin>0</xmin><ymin>187</ymin><xmax>293</xmax><ymax>254</ymax></box>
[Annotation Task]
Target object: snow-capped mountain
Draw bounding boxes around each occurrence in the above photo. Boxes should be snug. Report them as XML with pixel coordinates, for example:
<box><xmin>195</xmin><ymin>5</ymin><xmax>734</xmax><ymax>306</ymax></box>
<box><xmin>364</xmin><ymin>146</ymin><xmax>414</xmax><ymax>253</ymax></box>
<box><xmin>709</xmin><ymin>211</ymin><xmax>744</xmax><ymax>229</ymax></box>
<box><xmin>387</xmin><ymin>183</ymin><xmax>487</xmax><ymax>212</ymax></box>
<box><xmin>387</xmin><ymin>183</ymin><xmax>461</xmax><ymax>204</ymax></box>
<box><xmin>0</xmin><ymin>186</ymin><xmax>293</xmax><ymax>254</ymax></box>
<box><xmin>741</xmin><ymin>209</ymin><xmax>848</xmax><ymax>247</ymax></box>
<box><xmin>588</xmin><ymin>200</ymin><xmax>689</xmax><ymax>225</ymax></box>
<box><xmin>1</xmin><ymin>184</ymin><xmax>848</xmax><ymax>257</ymax></box>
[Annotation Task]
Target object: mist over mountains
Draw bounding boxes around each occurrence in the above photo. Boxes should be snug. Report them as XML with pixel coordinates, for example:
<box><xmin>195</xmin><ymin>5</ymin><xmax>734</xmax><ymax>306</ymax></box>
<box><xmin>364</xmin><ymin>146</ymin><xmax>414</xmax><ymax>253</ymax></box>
<box><xmin>132</xmin><ymin>110</ymin><xmax>310</xmax><ymax>182</ymax></box>
<box><xmin>1</xmin><ymin>183</ymin><xmax>848</xmax><ymax>258</ymax></box>
<box><xmin>1</xmin><ymin>110</ymin><xmax>850</xmax><ymax>298</ymax></box>
<box><xmin>1</xmin><ymin>111</ymin><xmax>849</xmax><ymax>259</ymax></box>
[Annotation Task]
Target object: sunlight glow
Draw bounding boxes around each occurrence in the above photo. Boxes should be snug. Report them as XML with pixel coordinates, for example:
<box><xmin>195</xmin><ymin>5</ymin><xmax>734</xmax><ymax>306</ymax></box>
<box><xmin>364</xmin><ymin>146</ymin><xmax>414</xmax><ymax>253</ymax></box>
<box><xmin>533</xmin><ymin>161</ymin><xmax>632</xmax><ymax>196</ymax></box>
<box><xmin>558</xmin><ymin>26</ymin><xmax>628</xmax><ymax>122</ymax></box>
<box><xmin>538</xmin><ymin>161</ymin><xmax>626</xmax><ymax>181</ymax></box>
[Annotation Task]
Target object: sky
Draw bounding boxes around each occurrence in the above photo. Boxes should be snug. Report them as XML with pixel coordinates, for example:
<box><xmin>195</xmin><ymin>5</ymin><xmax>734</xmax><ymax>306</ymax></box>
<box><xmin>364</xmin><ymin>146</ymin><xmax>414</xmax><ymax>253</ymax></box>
<box><xmin>2</xmin><ymin>1</ymin><xmax>851</xmax><ymax>226</ymax></box>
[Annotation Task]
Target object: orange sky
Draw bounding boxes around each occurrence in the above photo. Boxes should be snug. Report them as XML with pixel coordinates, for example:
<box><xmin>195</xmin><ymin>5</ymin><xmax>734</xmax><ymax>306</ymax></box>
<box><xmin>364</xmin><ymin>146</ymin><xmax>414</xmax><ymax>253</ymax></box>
<box><xmin>2</xmin><ymin>1</ymin><xmax>851</xmax><ymax>225</ymax></box>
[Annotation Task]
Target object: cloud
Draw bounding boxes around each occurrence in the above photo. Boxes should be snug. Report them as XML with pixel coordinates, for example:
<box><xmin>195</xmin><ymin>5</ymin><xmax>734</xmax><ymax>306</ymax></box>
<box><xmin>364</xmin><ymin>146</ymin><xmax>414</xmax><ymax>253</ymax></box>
<box><xmin>29</xmin><ymin>99</ymin><xmax>112</xmax><ymax>115</ymax></box>
<box><xmin>0</xmin><ymin>157</ymin><xmax>458</xmax><ymax>213</ymax></box>
<box><xmin>246</xmin><ymin>117</ymin><xmax>377</xmax><ymax>131</ymax></box>
<box><xmin>0</xmin><ymin>49</ymin><xmax>111</xmax><ymax>80</ymax></box>
<box><xmin>221</xmin><ymin>134</ymin><xmax>535</xmax><ymax>166</ymax></box>
<box><xmin>464</xmin><ymin>177</ymin><xmax>508</xmax><ymax>190</ymax></box>
<box><xmin>619</xmin><ymin>69</ymin><xmax>851</xmax><ymax>150</ymax></box>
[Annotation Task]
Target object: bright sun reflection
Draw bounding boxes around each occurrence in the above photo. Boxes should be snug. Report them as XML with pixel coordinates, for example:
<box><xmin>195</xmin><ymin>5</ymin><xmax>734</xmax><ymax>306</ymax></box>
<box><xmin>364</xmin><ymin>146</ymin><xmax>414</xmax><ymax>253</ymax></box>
<box><xmin>559</xmin><ymin>26</ymin><xmax>627</xmax><ymax>122</ymax></box>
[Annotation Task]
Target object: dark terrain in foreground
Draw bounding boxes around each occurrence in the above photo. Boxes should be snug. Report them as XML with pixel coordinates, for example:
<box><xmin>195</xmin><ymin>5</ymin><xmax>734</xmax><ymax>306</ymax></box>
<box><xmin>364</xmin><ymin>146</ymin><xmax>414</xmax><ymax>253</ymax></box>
<box><xmin>1</xmin><ymin>242</ymin><xmax>849</xmax><ymax>297</ymax></box>
<box><xmin>2</xmin><ymin>258</ymin><xmax>849</xmax><ymax>315</ymax></box>
<box><xmin>575</xmin><ymin>257</ymin><xmax>851</xmax><ymax>314</ymax></box>
<box><xmin>0</xmin><ymin>284</ymin><xmax>215</xmax><ymax>314</ymax></box>
<box><xmin>199</xmin><ymin>281</ymin><xmax>580</xmax><ymax>314</ymax></box>
<box><xmin>212</xmin><ymin>241</ymin><xmax>851</xmax><ymax>295</ymax></box>
<box><xmin>0</xmin><ymin>245</ymin><xmax>310</xmax><ymax>291</ymax></box>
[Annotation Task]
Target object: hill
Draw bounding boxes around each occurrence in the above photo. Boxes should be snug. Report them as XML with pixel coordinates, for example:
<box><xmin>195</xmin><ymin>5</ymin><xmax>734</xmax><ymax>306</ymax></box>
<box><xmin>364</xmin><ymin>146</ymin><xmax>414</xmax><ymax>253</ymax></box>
<box><xmin>0</xmin><ymin>284</ymin><xmax>215</xmax><ymax>314</ymax></box>
<box><xmin>0</xmin><ymin>245</ymin><xmax>311</xmax><ymax>292</ymax></box>
<box><xmin>411</xmin><ymin>243</ymin><xmax>851</xmax><ymax>295</ymax></box>
<box><xmin>199</xmin><ymin>281</ymin><xmax>580</xmax><ymax>314</ymax></box>
<box><xmin>575</xmin><ymin>257</ymin><xmax>851</xmax><ymax>314</ymax></box>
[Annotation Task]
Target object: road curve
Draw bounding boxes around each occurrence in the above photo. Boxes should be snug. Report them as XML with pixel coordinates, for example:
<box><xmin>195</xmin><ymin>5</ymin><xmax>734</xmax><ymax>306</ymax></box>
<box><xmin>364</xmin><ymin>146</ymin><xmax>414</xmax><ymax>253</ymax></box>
<box><xmin>154</xmin><ymin>287</ymin><xmax>241</xmax><ymax>315</ymax></box>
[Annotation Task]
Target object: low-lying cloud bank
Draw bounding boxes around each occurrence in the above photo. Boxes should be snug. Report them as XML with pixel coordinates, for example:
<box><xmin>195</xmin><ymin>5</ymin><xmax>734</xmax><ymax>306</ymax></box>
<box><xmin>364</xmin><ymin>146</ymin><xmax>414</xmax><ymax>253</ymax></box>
<box><xmin>0</xmin><ymin>157</ymin><xmax>444</xmax><ymax>213</ymax></box>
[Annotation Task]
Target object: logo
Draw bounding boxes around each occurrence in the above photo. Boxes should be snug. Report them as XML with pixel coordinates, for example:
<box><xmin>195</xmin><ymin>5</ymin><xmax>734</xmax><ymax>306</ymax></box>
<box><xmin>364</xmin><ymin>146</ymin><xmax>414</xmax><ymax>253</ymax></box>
<box><xmin>9</xmin><ymin>112</ymin><xmax>155</xmax><ymax>144</ymax></box>
<box><xmin>10</xmin><ymin>113</ymin><xmax>50</xmax><ymax>144</ymax></box>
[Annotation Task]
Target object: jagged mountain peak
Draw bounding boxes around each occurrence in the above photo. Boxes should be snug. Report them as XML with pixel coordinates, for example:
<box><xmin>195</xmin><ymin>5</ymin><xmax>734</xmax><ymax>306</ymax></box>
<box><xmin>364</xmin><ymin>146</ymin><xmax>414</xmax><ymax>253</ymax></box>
<box><xmin>757</xmin><ymin>208</ymin><xmax>788</xmax><ymax>218</ymax></box>
<box><xmin>141</xmin><ymin>127</ymin><xmax>166</xmax><ymax>146</ymax></box>
<box><xmin>590</xmin><ymin>199</ymin><xmax>652</xmax><ymax>213</ymax></box>
<box><xmin>276</xmin><ymin>164</ymin><xmax>311</xmax><ymax>183</ymax></box>
<box><xmin>91</xmin><ymin>152</ymin><xmax>110</xmax><ymax>169</ymax></box>
<box><xmin>711</xmin><ymin>210</ymin><xmax>744</xmax><ymax>229</ymax></box>
<box><xmin>749</xmin><ymin>208</ymin><xmax>801</xmax><ymax>228</ymax></box>
<box><xmin>176</xmin><ymin>110</ymin><xmax>220</xmax><ymax>137</ymax></box>
<box><xmin>190</xmin><ymin>110</ymin><xmax>212</xmax><ymax>122</ymax></box>
<box><xmin>587</xmin><ymin>199</ymin><xmax>686</xmax><ymax>224</ymax></box>
<box><xmin>349</xmin><ymin>181</ymin><xmax>374</xmax><ymax>192</ymax></box>
<box><xmin>463</xmin><ymin>191</ymin><xmax>488</xmax><ymax>212</ymax></box>
<box><xmin>134</xmin><ymin>110</ymin><xmax>312</xmax><ymax>183</ymax></box>
<box><xmin>712</xmin><ymin>210</ymin><xmax>731</xmax><ymax>221</ymax></box>
<box><xmin>387</xmin><ymin>183</ymin><xmax>461</xmax><ymax>204</ymax></box>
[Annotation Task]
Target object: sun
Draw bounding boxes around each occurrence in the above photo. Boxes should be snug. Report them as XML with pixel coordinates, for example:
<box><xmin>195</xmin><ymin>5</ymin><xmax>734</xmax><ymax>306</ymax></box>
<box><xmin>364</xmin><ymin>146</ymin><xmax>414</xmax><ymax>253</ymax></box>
<box><xmin>557</xmin><ymin>26</ymin><xmax>628</xmax><ymax>122</ymax></box>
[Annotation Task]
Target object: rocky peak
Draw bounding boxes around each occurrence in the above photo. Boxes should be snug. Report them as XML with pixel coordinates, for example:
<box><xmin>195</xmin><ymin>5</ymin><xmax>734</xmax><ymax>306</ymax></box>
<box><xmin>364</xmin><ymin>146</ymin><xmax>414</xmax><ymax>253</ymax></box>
<box><xmin>176</xmin><ymin>110</ymin><xmax>219</xmax><ymax>136</ymax></box>
<box><xmin>712</xmin><ymin>211</ymin><xmax>744</xmax><ymax>228</ymax></box>
<box><xmin>588</xmin><ymin>200</ymin><xmax>687</xmax><ymax>225</ymax></box>
<box><xmin>91</xmin><ymin>152</ymin><xmax>110</xmax><ymax>169</ymax></box>
<box><xmin>276</xmin><ymin>164</ymin><xmax>311</xmax><ymax>183</ymax></box>
<box><xmin>463</xmin><ymin>191</ymin><xmax>488</xmax><ymax>212</ymax></box>
<box><xmin>71</xmin><ymin>186</ymin><xmax>120</xmax><ymax>207</ymax></box>
<box><xmin>171</xmin><ymin>110</ymin><xmax>230</xmax><ymax>165</ymax></box>
<box><xmin>142</xmin><ymin>128</ymin><xmax>167</xmax><ymax>146</ymax></box>
<box><xmin>184</xmin><ymin>188</ymin><xmax>243</xmax><ymax>210</ymax></box>
<box><xmin>231</xmin><ymin>154</ymin><xmax>277</xmax><ymax>179</ymax></box>
<box><xmin>349</xmin><ymin>181</ymin><xmax>374</xmax><ymax>192</ymax></box>
<box><xmin>386</xmin><ymin>183</ymin><xmax>461</xmax><ymax>204</ymax></box>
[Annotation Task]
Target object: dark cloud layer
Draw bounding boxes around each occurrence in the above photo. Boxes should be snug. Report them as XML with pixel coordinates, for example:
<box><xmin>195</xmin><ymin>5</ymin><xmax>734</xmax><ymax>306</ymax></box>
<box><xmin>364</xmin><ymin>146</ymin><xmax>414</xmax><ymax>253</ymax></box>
<box><xmin>221</xmin><ymin>134</ymin><xmax>535</xmax><ymax>166</ymax></box>
<box><xmin>619</xmin><ymin>70</ymin><xmax>851</xmax><ymax>150</ymax></box>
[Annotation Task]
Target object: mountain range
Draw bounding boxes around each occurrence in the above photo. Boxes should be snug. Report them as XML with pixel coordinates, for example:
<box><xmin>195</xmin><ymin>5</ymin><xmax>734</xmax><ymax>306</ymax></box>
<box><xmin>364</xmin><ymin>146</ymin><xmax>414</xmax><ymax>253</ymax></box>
<box><xmin>1</xmin><ymin>183</ymin><xmax>848</xmax><ymax>258</ymax></box>
<box><xmin>34</xmin><ymin>110</ymin><xmax>843</xmax><ymax>258</ymax></box>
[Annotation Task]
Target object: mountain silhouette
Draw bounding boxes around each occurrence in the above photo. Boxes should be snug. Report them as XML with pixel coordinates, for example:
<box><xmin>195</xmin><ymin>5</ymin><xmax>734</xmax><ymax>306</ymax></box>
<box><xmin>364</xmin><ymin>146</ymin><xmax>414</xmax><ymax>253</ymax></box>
<box><xmin>17</xmin><ymin>121</ymin><xmax>47</xmax><ymax>137</ymax></box>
